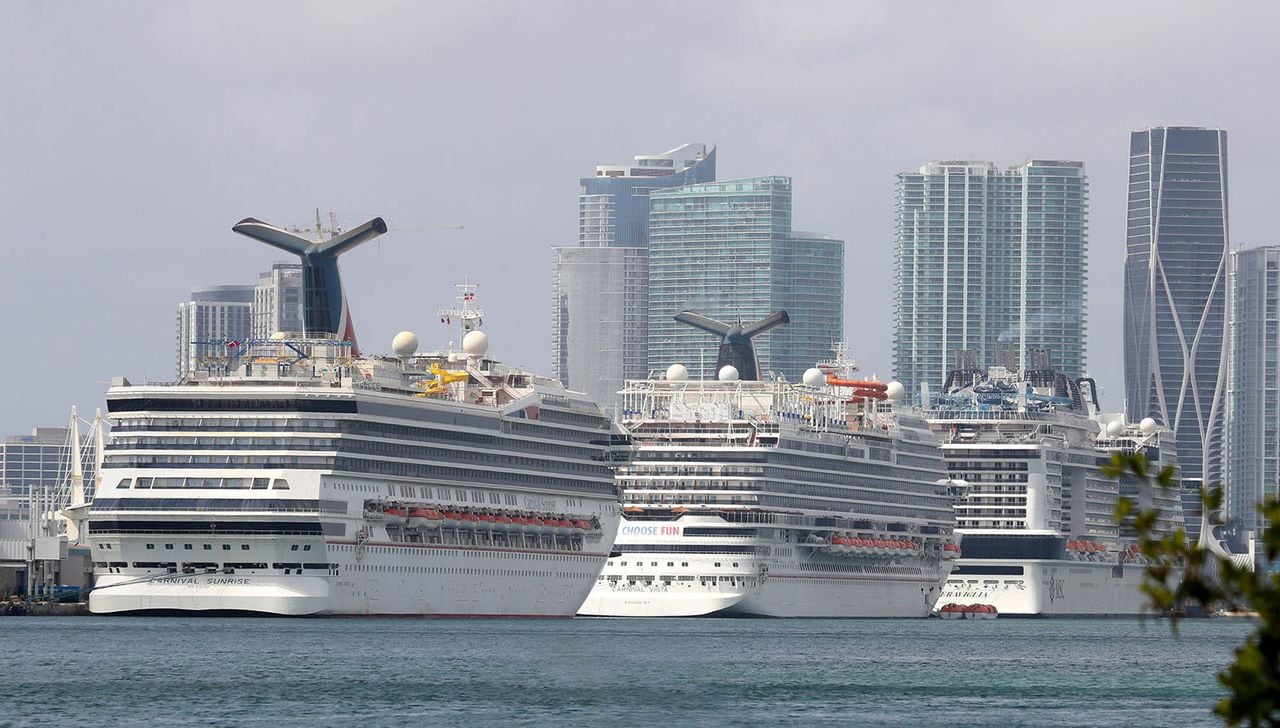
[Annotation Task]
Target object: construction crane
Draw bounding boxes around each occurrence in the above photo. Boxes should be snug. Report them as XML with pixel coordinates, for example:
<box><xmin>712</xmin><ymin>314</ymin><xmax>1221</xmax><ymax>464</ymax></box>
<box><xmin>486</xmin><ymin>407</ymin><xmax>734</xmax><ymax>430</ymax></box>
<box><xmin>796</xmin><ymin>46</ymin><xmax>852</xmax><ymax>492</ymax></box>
<box><xmin>286</xmin><ymin>209</ymin><xmax>464</xmax><ymax>241</ymax></box>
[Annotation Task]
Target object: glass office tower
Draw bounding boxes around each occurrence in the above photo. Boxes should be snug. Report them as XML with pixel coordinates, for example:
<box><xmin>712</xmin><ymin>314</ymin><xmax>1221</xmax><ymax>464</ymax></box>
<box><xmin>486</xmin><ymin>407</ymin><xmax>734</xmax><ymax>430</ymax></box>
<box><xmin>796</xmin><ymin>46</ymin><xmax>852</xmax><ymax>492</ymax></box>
<box><xmin>551</xmin><ymin>144</ymin><xmax>715</xmax><ymax>410</ymax></box>
<box><xmin>647</xmin><ymin>176</ymin><xmax>844</xmax><ymax>381</ymax></box>
<box><xmin>893</xmin><ymin>160</ymin><xmax>1089</xmax><ymax>400</ymax></box>
<box><xmin>1123</xmin><ymin>127</ymin><xmax>1229</xmax><ymax>501</ymax></box>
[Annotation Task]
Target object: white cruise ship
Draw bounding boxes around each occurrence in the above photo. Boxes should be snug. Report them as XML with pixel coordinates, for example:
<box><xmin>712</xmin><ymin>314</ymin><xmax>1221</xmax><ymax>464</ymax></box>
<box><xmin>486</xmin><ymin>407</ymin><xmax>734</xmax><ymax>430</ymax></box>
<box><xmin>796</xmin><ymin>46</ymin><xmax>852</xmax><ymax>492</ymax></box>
<box><xmin>926</xmin><ymin>352</ymin><xmax>1185</xmax><ymax>617</ymax></box>
<box><xmin>579</xmin><ymin>327</ymin><xmax>957</xmax><ymax>618</ymax></box>
<box><xmin>86</xmin><ymin>217</ymin><xmax>624</xmax><ymax>616</ymax></box>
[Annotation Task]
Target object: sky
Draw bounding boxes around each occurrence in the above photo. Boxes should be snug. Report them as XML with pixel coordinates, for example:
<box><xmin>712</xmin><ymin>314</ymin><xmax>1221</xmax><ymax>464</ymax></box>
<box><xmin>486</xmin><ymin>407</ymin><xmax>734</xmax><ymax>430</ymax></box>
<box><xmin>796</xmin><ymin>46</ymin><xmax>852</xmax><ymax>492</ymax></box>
<box><xmin>2</xmin><ymin>1</ymin><xmax>1278</xmax><ymax>435</ymax></box>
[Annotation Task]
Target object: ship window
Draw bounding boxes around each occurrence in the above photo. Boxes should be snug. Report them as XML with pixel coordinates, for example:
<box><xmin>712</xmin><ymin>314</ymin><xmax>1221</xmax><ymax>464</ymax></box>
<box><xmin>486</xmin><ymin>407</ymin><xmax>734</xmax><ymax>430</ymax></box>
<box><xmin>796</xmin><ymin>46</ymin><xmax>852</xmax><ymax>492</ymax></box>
<box><xmin>137</xmin><ymin>478</ymin><xmax>153</xmax><ymax>489</ymax></box>
<box><xmin>272</xmin><ymin>479</ymin><xmax>289</xmax><ymax>490</ymax></box>
<box><xmin>252</xmin><ymin>478</ymin><xmax>269</xmax><ymax>490</ymax></box>
<box><xmin>117</xmin><ymin>479</ymin><xmax>132</xmax><ymax>489</ymax></box>
<box><xmin>145</xmin><ymin>544</ymin><xmax>155</xmax><ymax>550</ymax></box>
<box><xmin>304</xmin><ymin>545</ymin><xmax>312</xmax><ymax>551</ymax></box>
<box><xmin>222</xmin><ymin>544</ymin><xmax>231</xmax><ymax>551</ymax></box>
<box><xmin>203</xmin><ymin>544</ymin><xmax>212</xmax><ymax>550</ymax></box>
<box><xmin>183</xmin><ymin>544</ymin><xmax>193</xmax><ymax>550</ymax></box>
<box><xmin>164</xmin><ymin>544</ymin><xmax>174</xmax><ymax>550</ymax></box>
<box><xmin>291</xmin><ymin>544</ymin><xmax>299</xmax><ymax>551</ymax></box>
<box><xmin>241</xmin><ymin>544</ymin><xmax>250</xmax><ymax>550</ymax></box>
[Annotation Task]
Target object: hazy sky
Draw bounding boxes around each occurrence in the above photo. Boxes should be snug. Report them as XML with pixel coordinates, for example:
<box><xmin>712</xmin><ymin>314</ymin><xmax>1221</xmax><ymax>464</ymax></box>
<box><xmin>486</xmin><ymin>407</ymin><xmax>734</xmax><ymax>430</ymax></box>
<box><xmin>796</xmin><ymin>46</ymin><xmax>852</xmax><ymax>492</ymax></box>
<box><xmin>2</xmin><ymin>1</ymin><xmax>1278</xmax><ymax>435</ymax></box>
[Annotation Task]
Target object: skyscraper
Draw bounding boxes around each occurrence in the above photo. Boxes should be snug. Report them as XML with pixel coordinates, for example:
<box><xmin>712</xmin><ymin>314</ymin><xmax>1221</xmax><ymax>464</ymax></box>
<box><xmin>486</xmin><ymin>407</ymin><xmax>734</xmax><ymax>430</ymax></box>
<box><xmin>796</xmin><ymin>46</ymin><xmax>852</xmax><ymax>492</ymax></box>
<box><xmin>1226</xmin><ymin>245</ymin><xmax>1278</xmax><ymax>547</ymax></box>
<box><xmin>252</xmin><ymin>262</ymin><xmax>303</xmax><ymax>339</ymax></box>
<box><xmin>1123</xmin><ymin>127</ymin><xmax>1229</xmax><ymax>494</ymax></box>
<box><xmin>551</xmin><ymin>143</ymin><xmax>715</xmax><ymax>409</ymax></box>
<box><xmin>647</xmin><ymin>176</ymin><xmax>844</xmax><ymax>380</ymax></box>
<box><xmin>893</xmin><ymin>160</ymin><xmax>1089</xmax><ymax>399</ymax></box>
<box><xmin>176</xmin><ymin>285</ymin><xmax>254</xmax><ymax>377</ymax></box>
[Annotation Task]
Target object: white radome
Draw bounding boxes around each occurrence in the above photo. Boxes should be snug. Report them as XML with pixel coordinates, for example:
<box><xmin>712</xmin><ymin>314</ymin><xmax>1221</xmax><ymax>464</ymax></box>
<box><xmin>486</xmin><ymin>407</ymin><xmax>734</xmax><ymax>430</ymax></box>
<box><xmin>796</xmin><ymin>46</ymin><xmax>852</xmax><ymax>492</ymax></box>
<box><xmin>392</xmin><ymin>331</ymin><xmax>419</xmax><ymax>358</ymax></box>
<box><xmin>718</xmin><ymin>365</ymin><xmax>740</xmax><ymax>382</ymax></box>
<box><xmin>462</xmin><ymin>330</ymin><xmax>489</xmax><ymax>356</ymax></box>
<box><xmin>1106</xmin><ymin>420</ymin><xmax>1124</xmax><ymax>437</ymax></box>
<box><xmin>886</xmin><ymin>381</ymin><xmax>905</xmax><ymax>401</ymax></box>
<box><xmin>802</xmin><ymin>368</ymin><xmax>825</xmax><ymax>387</ymax></box>
<box><xmin>269</xmin><ymin>331</ymin><xmax>289</xmax><ymax>341</ymax></box>
<box><xmin>666</xmin><ymin>363</ymin><xmax>689</xmax><ymax>381</ymax></box>
<box><xmin>1139</xmin><ymin>417</ymin><xmax>1157</xmax><ymax>435</ymax></box>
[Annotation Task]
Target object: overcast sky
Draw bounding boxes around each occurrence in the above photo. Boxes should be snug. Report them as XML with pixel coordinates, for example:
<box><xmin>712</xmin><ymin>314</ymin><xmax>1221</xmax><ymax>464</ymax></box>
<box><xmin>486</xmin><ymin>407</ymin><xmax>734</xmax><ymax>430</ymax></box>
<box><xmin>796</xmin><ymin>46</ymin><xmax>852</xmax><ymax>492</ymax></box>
<box><xmin>2</xmin><ymin>1</ymin><xmax>1277</xmax><ymax>435</ymax></box>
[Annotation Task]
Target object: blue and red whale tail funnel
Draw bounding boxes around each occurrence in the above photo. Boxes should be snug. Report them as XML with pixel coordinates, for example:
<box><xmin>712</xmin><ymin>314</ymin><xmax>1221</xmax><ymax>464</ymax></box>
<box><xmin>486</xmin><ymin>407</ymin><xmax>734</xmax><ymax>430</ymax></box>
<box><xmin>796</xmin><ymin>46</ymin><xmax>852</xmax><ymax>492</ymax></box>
<box><xmin>674</xmin><ymin>310</ymin><xmax>789</xmax><ymax>381</ymax></box>
<box><xmin>232</xmin><ymin>216</ymin><xmax>388</xmax><ymax>356</ymax></box>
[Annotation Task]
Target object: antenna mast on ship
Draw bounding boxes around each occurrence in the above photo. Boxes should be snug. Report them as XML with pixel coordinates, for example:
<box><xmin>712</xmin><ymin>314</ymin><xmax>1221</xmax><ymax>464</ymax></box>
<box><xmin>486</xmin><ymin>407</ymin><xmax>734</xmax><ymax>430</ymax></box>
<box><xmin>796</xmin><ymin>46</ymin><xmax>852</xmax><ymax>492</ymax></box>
<box><xmin>437</xmin><ymin>279</ymin><xmax>484</xmax><ymax>344</ymax></box>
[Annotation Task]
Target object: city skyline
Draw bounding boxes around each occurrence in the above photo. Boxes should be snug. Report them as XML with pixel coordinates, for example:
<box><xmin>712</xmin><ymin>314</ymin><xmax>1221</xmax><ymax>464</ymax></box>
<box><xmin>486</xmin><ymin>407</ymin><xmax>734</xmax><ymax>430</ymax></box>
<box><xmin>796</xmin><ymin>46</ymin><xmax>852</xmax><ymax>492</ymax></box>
<box><xmin>893</xmin><ymin>159</ymin><xmax>1088</xmax><ymax>400</ymax></box>
<box><xmin>4</xmin><ymin>3</ymin><xmax>1280</xmax><ymax>435</ymax></box>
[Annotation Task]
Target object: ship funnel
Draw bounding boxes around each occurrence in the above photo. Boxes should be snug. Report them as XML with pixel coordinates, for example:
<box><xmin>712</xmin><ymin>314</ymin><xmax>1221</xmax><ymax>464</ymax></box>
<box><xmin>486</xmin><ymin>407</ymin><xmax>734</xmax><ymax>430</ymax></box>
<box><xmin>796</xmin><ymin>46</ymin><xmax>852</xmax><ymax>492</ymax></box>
<box><xmin>674</xmin><ymin>310</ymin><xmax>788</xmax><ymax>381</ymax></box>
<box><xmin>232</xmin><ymin>216</ymin><xmax>388</xmax><ymax>355</ymax></box>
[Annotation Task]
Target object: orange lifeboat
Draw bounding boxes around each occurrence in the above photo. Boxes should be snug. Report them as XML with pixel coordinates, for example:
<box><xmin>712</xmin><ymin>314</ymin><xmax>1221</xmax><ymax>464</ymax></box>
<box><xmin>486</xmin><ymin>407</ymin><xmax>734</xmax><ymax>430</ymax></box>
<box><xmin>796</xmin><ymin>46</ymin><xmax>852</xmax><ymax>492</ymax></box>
<box><xmin>384</xmin><ymin>505</ymin><xmax>409</xmax><ymax>526</ymax></box>
<box><xmin>408</xmin><ymin>507</ymin><xmax>443</xmax><ymax>530</ymax></box>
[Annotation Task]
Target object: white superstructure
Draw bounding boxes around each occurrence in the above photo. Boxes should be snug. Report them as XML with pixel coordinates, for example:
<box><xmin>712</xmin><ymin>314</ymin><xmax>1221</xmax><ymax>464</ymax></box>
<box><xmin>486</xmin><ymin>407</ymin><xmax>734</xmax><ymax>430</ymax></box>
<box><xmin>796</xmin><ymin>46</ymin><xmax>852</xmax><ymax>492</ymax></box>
<box><xmin>927</xmin><ymin>359</ymin><xmax>1184</xmax><ymax>617</ymax></box>
<box><xmin>579</xmin><ymin>352</ymin><xmax>957</xmax><ymax>618</ymax></box>
<box><xmin>87</xmin><ymin>285</ymin><xmax>625</xmax><ymax>617</ymax></box>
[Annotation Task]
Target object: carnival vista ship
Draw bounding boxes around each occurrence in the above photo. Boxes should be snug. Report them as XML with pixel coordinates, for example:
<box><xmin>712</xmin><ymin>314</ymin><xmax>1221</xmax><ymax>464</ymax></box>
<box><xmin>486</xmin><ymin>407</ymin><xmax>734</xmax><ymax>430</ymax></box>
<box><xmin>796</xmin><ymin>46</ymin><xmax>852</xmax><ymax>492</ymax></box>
<box><xmin>86</xmin><ymin>216</ymin><xmax>625</xmax><ymax>616</ymax></box>
<box><xmin>925</xmin><ymin>350</ymin><xmax>1185</xmax><ymax>617</ymax></box>
<box><xmin>578</xmin><ymin>312</ymin><xmax>957</xmax><ymax>618</ymax></box>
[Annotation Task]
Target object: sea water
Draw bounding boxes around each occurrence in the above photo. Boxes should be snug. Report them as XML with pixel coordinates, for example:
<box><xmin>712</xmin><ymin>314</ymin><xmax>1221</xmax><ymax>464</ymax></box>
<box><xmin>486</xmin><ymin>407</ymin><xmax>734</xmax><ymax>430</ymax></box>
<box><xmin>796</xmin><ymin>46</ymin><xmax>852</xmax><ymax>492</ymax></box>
<box><xmin>2</xmin><ymin>616</ymin><xmax>1248</xmax><ymax>727</ymax></box>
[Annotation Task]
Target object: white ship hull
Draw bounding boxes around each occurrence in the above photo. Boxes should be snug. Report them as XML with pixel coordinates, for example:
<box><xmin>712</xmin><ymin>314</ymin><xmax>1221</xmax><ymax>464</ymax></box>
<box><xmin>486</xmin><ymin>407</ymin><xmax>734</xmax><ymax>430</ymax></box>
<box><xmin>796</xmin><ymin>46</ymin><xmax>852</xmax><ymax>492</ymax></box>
<box><xmin>579</xmin><ymin>518</ymin><xmax>951</xmax><ymax>618</ymax></box>
<box><xmin>936</xmin><ymin>559</ymin><xmax>1156</xmax><ymax>617</ymax></box>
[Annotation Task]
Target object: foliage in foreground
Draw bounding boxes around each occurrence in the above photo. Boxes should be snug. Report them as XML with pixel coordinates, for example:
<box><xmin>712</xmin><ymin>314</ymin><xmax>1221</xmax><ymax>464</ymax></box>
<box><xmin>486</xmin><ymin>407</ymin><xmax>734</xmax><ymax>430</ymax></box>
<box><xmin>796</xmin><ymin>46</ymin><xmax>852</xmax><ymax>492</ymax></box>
<box><xmin>1105</xmin><ymin>452</ymin><xmax>1280</xmax><ymax>727</ymax></box>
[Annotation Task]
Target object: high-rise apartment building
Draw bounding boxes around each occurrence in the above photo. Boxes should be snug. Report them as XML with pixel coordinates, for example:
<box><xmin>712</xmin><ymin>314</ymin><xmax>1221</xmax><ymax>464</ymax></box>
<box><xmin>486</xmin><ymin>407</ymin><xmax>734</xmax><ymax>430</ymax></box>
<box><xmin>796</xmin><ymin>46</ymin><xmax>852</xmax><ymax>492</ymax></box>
<box><xmin>1226</xmin><ymin>245</ymin><xmax>1279</xmax><ymax>547</ymax></box>
<box><xmin>0</xmin><ymin>426</ymin><xmax>96</xmax><ymax>513</ymax></box>
<box><xmin>551</xmin><ymin>143</ymin><xmax>715</xmax><ymax>410</ymax></box>
<box><xmin>176</xmin><ymin>285</ymin><xmax>254</xmax><ymax>377</ymax></box>
<box><xmin>893</xmin><ymin>160</ymin><xmax>1089</xmax><ymax>400</ymax></box>
<box><xmin>1123</xmin><ymin>127</ymin><xmax>1229</xmax><ymax>496</ymax></box>
<box><xmin>647</xmin><ymin>176</ymin><xmax>844</xmax><ymax>380</ymax></box>
<box><xmin>252</xmin><ymin>262</ymin><xmax>303</xmax><ymax>339</ymax></box>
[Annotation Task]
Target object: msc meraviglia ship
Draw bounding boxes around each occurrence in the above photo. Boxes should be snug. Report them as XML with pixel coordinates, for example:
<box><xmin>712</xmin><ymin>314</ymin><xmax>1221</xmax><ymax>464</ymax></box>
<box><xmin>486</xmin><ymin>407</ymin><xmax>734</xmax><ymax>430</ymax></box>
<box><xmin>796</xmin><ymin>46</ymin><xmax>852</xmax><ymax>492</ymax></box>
<box><xmin>86</xmin><ymin>216</ymin><xmax>625</xmax><ymax>616</ymax></box>
<box><xmin>926</xmin><ymin>351</ymin><xmax>1185</xmax><ymax>617</ymax></box>
<box><xmin>578</xmin><ymin>313</ymin><xmax>957</xmax><ymax>618</ymax></box>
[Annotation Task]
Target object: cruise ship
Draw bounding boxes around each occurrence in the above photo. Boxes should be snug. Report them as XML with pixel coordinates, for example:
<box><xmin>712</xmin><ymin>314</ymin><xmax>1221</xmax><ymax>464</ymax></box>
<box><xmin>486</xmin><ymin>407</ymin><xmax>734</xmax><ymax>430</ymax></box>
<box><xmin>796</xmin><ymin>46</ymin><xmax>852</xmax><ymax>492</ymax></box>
<box><xmin>926</xmin><ymin>351</ymin><xmax>1185</xmax><ymax>617</ymax></box>
<box><xmin>578</xmin><ymin>313</ymin><xmax>957</xmax><ymax>618</ymax></box>
<box><xmin>86</xmin><ymin>216</ymin><xmax>625</xmax><ymax>616</ymax></box>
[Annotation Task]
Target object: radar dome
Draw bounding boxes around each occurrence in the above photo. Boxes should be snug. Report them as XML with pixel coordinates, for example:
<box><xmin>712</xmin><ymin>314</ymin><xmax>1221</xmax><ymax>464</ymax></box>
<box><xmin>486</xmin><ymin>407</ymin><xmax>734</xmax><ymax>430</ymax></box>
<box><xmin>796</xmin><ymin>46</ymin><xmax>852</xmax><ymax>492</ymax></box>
<box><xmin>665</xmin><ymin>363</ymin><xmax>689</xmax><ymax>381</ymax></box>
<box><xmin>717</xmin><ymin>365</ymin><xmax>740</xmax><ymax>382</ymax></box>
<box><xmin>886</xmin><ymin>381</ymin><xmax>905</xmax><ymax>401</ymax></box>
<box><xmin>391</xmin><ymin>331</ymin><xmax>419</xmax><ymax>358</ymax></box>
<box><xmin>269</xmin><ymin>331</ymin><xmax>289</xmax><ymax>341</ymax></box>
<box><xmin>1106</xmin><ymin>420</ymin><xmax>1124</xmax><ymax>437</ymax></box>
<box><xmin>802</xmin><ymin>368</ymin><xmax>825</xmax><ymax>387</ymax></box>
<box><xmin>1139</xmin><ymin>417</ymin><xmax>1157</xmax><ymax>435</ymax></box>
<box><xmin>462</xmin><ymin>330</ymin><xmax>489</xmax><ymax>357</ymax></box>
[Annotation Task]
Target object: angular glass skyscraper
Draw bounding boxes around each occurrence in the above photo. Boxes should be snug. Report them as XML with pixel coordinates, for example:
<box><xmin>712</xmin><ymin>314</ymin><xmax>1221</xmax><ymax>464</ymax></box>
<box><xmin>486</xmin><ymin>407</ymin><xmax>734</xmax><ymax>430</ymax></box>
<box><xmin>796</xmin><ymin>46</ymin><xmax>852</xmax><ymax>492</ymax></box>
<box><xmin>1123</xmin><ymin>127</ymin><xmax>1229</xmax><ymax>493</ymax></box>
<box><xmin>1226</xmin><ymin>245</ymin><xmax>1277</xmax><ymax>547</ymax></box>
<box><xmin>647</xmin><ymin>176</ymin><xmax>844</xmax><ymax>380</ymax></box>
<box><xmin>551</xmin><ymin>143</ymin><xmax>715</xmax><ymax>410</ymax></box>
<box><xmin>893</xmin><ymin>160</ymin><xmax>1089</xmax><ymax>400</ymax></box>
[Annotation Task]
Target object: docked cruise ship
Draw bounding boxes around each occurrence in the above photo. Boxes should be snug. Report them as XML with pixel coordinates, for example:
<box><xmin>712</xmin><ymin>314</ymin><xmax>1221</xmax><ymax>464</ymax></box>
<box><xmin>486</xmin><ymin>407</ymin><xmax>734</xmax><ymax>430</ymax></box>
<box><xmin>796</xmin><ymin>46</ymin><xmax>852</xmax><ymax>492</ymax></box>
<box><xmin>926</xmin><ymin>351</ymin><xmax>1185</xmax><ymax>617</ymax></box>
<box><xmin>578</xmin><ymin>314</ymin><xmax>957</xmax><ymax>618</ymax></box>
<box><xmin>86</xmin><ymin>216</ymin><xmax>625</xmax><ymax>616</ymax></box>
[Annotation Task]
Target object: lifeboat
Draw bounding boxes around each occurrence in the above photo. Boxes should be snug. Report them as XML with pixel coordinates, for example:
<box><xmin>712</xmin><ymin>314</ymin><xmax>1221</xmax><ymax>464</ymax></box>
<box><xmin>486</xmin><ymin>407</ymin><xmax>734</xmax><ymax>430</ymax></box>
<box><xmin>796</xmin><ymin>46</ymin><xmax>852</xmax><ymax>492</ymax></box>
<box><xmin>407</xmin><ymin>507</ymin><xmax>443</xmax><ymax>530</ymax></box>
<box><xmin>441</xmin><ymin>511</ymin><xmax>463</xmax><ymax>529</ymax></box>
<box><xmin>554</xmin><ymin>519</ymin><xmax>573</xmax><ymax>536</ymax></box>
<box><xmin>459</xmin><ymin>512</ymin><xmax>481</xmax><ymax>529</ymax></box>
<box><xmin>942</xmin><ymin>542</ymin><xmax>961</xmax><ymax>560</ymax></box>
<box><xmin>477</xmin><ymin>513</ymin><xmax>498</xmax><ymax>530</ymax></box>
<box><xmin>572</xmin><ymin>519</ymin><xmax>592</xmax><ymax>532</ymax></box>
<box><xmin>384</xmin><ymin>505</ymin><xmax>409</xmax><ymax>526</ymax></box>
<box><xmin>937</xmin><ymin>603</ymin><xmax>965</xmax><ymax>620</ymax></box>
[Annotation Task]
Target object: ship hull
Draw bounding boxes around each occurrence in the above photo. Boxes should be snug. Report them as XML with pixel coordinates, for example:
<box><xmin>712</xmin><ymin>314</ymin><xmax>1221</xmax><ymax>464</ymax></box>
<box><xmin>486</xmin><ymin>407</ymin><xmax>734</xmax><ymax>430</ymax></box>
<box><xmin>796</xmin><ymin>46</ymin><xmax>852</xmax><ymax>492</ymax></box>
<box><xmin>935</xmin><ymin>558</ymin><xmax>1157</xmax><ymax>617</ymax></box>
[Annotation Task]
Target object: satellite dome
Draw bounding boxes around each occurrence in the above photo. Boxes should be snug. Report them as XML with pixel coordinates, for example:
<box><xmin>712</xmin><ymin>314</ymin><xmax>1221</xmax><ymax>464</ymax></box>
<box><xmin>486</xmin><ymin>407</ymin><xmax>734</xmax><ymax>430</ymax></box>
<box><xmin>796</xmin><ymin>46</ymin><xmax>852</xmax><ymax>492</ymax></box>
<box><xmin>1106</xmin><ymin>420</ymin><xmax>1124</xmax><ymax>437</ymax></box>
<box><xmin>269</xmin><ymin>331</ymin><xmax>289</xmax><ymax>341</ymax></box>
<box><xmin>717</xmin><ymin>365</ymin><xmax>740</xmax><ymax>382</ymax></box>
<box><xmin>462</xmin><ymin>330</ymin><xmax>489</xmax><ymax>356</ymax></box>
<box><xmin>1139</xmin><ymin>417</ymin><xmax>1157</xmax><ymax>435</ymax></box>
<box><xmin>391</xmin><ymin>331</ymin><xmax>418</xmax><ymax>358</ymax></box>
<box><xmin>665</xmin><ymin>363</ymin><xmax>689</xmax><ymax>381</ymax></box>
<box><xmin>886</xmin><ymin>381</ymin><xmax>905</xmax><ymax>401</ymax></box>
<box><xmin>802</xmin><ymin>368</ymin><xmax>826</xmax><ymax>387</ymax></box>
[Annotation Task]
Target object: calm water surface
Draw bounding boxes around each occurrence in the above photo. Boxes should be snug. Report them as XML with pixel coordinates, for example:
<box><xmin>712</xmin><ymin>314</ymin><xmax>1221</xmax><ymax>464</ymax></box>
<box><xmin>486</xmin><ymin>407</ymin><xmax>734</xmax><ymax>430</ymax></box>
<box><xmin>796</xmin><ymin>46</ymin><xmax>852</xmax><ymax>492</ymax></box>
<box><xmin>3</xmin><ymin>617</ymin><xmax>1248</xmax><ymax>727</ymax></box>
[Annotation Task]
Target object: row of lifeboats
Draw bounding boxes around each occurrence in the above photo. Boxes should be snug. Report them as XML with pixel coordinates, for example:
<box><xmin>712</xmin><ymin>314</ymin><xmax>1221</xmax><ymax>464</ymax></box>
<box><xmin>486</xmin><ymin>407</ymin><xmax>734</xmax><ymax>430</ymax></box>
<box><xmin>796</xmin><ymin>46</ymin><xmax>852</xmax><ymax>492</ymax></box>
<box><xmin>1065</xmin><ymin>540</ymin><xmax>1113</xmax><ymax>561</ymax></box>
<box><xmin>376</xmin><ymin>504</ymin><xmax>597</xmax><ymax>535</ymax></box>
<box><xmin>823</xmin><ymin>535</ymin><xmax>925</xmax><ymax>557</ymax></box>
<box><xmin>937</xmin><ymin>603</ymin><xmax>998</xmax><ymax>620</ymax></box>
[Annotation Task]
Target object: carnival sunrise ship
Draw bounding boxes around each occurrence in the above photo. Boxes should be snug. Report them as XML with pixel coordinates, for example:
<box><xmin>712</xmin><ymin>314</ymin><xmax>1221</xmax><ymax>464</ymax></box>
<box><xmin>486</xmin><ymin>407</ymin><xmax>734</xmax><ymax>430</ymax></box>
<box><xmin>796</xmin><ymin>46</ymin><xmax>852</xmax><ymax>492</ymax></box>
<box><xmin>86</xmin><ymin>216</ymin><xmax>626</xmax><ymax>616</ymax></box>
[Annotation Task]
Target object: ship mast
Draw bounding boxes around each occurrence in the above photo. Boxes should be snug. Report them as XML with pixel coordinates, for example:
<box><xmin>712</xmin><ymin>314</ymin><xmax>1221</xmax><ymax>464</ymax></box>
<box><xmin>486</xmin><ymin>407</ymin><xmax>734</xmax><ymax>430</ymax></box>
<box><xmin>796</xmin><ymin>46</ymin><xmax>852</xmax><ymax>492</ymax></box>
<box><xmin>437</xmin><ymin>279</ymin><xmax>484</xmax><ymax>345</ymax></box>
